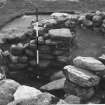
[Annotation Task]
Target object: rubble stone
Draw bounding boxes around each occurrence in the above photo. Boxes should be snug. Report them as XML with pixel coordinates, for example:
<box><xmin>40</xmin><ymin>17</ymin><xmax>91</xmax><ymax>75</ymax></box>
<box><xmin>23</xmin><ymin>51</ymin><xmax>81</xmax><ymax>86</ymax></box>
<box><xmin>8</xmin><ymin>92</ymin><xmax>67</xmax><ymax>105</ymax></box>
<box><xmin>64</xmin><ymin>95</ymin><xmax>81</xmax><ymax>104</ymax></box>
<box><xmin>64</xmin><ymin>80</ymin><xmax>95</xmax><ymax>100</ymax></box>
<box><xmin>14</xmin><ymin>85</ymin><xmax>42</xmax><ymax>100</ymax></box>
<box><xmin>0</xmin><ymin>79</ymin><xmax>20</xmax><ymax>105</ymax></box>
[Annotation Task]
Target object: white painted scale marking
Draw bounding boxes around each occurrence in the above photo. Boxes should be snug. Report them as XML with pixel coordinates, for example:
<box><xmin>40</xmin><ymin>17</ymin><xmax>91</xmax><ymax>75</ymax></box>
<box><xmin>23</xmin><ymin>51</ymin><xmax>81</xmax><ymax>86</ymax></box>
<box><xmin>34</xmin><ymin>22</ymin><xmax>39</xmax><ymax>64</ymax></box>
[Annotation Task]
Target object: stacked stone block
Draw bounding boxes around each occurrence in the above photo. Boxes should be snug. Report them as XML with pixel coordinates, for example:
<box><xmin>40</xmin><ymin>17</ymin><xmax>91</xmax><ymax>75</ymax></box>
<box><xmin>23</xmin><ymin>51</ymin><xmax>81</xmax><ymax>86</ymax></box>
<box><xmin>63</xmin><ymin>56</ymin><xmax>105</xmax><ymax>103</ymax></box>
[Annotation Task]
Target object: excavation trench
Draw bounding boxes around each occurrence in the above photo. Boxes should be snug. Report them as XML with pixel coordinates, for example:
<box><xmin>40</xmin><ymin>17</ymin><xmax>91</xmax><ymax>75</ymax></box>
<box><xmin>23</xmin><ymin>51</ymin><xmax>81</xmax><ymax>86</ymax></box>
<box><xmin>0</xmin><ymin>14</ymin><xmax>105</xmax><ymax>102</ymax></box>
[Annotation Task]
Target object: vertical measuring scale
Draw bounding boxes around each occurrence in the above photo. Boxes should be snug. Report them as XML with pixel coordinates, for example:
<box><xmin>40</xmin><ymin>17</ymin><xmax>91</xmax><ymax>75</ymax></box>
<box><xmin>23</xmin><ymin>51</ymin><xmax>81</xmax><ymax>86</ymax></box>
<box><xmin>34</xmin><ymin>8</ymin><xmax>39</xmax><ymax>65</ymax></box>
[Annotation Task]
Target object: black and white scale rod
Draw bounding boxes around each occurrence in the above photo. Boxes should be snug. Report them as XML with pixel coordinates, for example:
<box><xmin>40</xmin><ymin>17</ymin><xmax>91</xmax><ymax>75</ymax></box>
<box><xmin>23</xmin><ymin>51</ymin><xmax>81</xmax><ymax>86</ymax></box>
<box><xmin>34</xmin><ymin>8</ymin><xmax>39</xmax><ymax>65</ymax></box>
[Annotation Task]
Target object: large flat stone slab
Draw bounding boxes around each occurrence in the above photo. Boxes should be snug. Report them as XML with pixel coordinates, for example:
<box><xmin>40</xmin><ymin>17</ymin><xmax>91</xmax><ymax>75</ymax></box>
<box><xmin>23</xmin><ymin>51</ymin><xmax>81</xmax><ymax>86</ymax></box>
<box><xmin>40</xmin><ymin>78</ymin><xmax>66</xmax><ymax>91</ymax></box>
<box><xmin>48</xmin><ymin>28</ymin><xmax>73</xmax><ymax>38</ymax></box>
<box><xmin>63</xmin><ymin>65</ymin><xmax>100</xmax><ymax>87</ymax></box>
<box><xmin>73</xmin><ymin>56</ymin><xmax>105</xmax><ymax>71</ymax></box>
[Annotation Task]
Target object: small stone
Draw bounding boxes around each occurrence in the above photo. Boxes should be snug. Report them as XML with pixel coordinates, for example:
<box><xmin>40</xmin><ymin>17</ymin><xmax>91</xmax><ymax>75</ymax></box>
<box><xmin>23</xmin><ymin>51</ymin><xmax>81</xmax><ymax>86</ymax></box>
<box><xmin>42</xmin><ymin>18</ymin><xmax>57</xmax><ymax>28</ymax></box>
<box><xmin>78</xmin><ymin>15</ymin><xmax>86</xmax><ymax>24</ymax></box>
<box><xmin>40</xmin><ymin>78</ymin><xmax>66</xmax><ymax>91</ymax></box>
<box><xmin>64</xmin><ymin>80</ymin><xmax>95</xmax><ymax>100</ymax></box>
<box><xmin>14</xmin><ymin>85</ymin><xmax>42</xmax><ymax>100</ymax></box>
<box><xmin>63</xmin><ymin>65</ymin><xmax>100</xmax><ymax>87</ymax></box>
<box><xmin>65</xmin><ymin>19</ymin><xmax>77</xmax><ymax>28</ymax></box>
<box><xmin>30</xmin><ymin>40</ymin><xmax>36</xmax><ymax>45</ymax></box>
<box><xmin>73</xmin><ymin>56</ymin><xmax>105</xmax><ymax>71</ymax></box>
<box><xmin>82</xmin><ymin>19</ymin><xmax>93</xmax><ymax>28</ymax></box>
<box><xmin>96</xmin><ymin>10</ymin><xmax>102</xmax><ymax>15</ymax></box>
<box><xmin>38</xmin><ymin>36</ymin><xmax>44</xmax><ymax>44</ymax></box>
<box><xmin>93</xmin><ymin>15</ymin><xmax>102</xmax><ymax>22</ymax></box>
<box><xmin>64</xmin><ymin>95</ymin><xmax>81</xmax><ymax>104</ymax></box>
<box><xmin>92</xmin><ymin>15</ymin><xmax>102</xmax><ymax>27</ymax></box>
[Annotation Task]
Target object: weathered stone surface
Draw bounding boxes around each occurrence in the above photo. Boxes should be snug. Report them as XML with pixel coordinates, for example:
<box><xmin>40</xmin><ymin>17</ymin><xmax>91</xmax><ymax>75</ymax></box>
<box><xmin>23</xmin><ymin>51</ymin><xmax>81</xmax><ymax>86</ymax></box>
<box><xmin>0</xmin><ymin>79</ymin><xmax>20</xmax><ymax>105</ymax></box>
<box><xmin>73</xmin><ymin>56</ymin><xmax>105</xmax><ymax>71</ymax></box>
<box><xmin>48</xmin><ymin>28</ymin><xmax>73</xmax><ymax>38</ymax></box>
<box><xmin>64</xmin><ymin>80</ymin><xmax>95</xmax><ymax>100</ymax></box>
<box><xmin>51</xmin><ymin>13</ymin><xmax>69</xmax><ymax>22</ymax></box>
<box><xmin>63</xmin><ymin>65</ymin><xmax>100</xmax><ymax>87</ymax></box>
<box><xmin>40</xmin><ymin>78</ymin><xmax>66</xmax><ymax>91</ymax></box>
<box><xmin>14</xmin><ymin>85</ymin><xmax>42</xmax><ymax>100</ymax></box>
<box><xmin>8</xmin><ymin>92</ymin><xmax>67</xmax><ymax>105</ymax></box>
<box><xmin>64</xmin><ymin>95</ymin><xmax>81</xmax><ymax>104</ymax></box>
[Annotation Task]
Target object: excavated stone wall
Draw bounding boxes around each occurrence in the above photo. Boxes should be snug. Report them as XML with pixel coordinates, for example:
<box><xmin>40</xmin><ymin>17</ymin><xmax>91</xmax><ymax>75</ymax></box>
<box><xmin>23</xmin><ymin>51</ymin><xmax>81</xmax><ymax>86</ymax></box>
<box><xmin>0</xmin><ymin>13</ymin><xmax>77</xmax><ymax>79</ymax></box>
<box><xmin>0</xmin><ymin>11</ymin><xmax>105</xmax><ymax>104</ymax></box>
